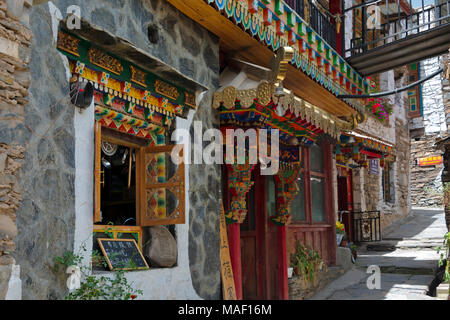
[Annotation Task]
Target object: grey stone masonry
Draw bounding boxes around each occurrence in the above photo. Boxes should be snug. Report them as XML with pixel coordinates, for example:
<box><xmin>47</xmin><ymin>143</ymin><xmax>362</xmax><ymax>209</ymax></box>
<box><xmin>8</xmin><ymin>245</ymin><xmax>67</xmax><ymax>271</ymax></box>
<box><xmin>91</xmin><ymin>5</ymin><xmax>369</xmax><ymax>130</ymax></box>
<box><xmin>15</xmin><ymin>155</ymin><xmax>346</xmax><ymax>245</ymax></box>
<box><xmin>410</xmin><ymin>135</ymin><xmax>444</xmax><ymax>207</ymax></box>
<box><xmin>0</xmin><ymin>0</ymin><xmax>31</xmax><ymax>300</ymax></box>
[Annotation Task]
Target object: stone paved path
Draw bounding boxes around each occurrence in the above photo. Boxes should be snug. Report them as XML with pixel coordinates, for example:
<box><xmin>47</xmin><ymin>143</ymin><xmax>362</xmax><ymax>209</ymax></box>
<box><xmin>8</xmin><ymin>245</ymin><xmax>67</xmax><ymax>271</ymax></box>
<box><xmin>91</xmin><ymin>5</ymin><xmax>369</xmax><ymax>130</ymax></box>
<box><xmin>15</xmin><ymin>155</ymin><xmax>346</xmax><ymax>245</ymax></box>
<box><xmin>310</xmin><ymin>208</ymin><xmax>447</xmax><ymax>300</ymax></box>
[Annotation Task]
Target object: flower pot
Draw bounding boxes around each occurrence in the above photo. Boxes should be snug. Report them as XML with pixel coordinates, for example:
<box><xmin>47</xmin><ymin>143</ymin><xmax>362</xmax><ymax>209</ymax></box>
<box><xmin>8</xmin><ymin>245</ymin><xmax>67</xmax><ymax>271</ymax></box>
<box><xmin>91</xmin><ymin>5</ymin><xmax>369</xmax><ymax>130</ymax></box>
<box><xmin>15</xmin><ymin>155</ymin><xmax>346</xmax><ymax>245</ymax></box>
<box><xmin>336</xmin><ymin>233</ymin><xmax>344</xmax><ymax>246</ymax></box>
<box><xmin>288</xmin><ymin>267</ymin><xmax>294</xmax><ymax>278</ymax></box>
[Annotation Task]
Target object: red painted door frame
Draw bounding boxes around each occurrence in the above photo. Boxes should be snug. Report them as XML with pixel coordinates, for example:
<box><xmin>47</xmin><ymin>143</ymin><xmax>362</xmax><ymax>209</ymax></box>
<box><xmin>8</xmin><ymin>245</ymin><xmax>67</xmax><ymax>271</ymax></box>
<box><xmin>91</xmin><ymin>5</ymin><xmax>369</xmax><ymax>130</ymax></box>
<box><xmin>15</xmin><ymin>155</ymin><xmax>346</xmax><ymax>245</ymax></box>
<box><xmin>226</xmin><ymin>165</ymin><xmax>287</xmax><ymax>300</ymax></box>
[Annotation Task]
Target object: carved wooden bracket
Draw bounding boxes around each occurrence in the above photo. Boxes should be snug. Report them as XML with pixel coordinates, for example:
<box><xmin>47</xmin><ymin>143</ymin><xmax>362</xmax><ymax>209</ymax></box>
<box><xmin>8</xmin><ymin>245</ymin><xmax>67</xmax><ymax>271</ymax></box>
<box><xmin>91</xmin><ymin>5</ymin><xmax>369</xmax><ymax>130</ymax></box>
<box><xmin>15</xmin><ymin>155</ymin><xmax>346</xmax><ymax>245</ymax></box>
<box><xmin>271</xmin><ymin>164</ymin><xmax>302</xmax><ymax>226</ymax></box>
<box><xmin>225</xmin><ymin>162</ymin><xmax>256</xmax><ymax>224</ymax></box>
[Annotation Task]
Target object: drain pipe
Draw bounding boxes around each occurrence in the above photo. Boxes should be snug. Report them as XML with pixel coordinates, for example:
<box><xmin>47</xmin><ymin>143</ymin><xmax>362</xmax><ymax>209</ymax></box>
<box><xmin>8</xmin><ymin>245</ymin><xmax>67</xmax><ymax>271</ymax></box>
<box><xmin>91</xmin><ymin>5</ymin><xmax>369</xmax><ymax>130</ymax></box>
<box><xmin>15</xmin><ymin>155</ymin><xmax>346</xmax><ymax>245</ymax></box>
<box><xmin>338</xmin><ymin>68</ymin><xmax>443</xmax><ymax>99</ymax></box>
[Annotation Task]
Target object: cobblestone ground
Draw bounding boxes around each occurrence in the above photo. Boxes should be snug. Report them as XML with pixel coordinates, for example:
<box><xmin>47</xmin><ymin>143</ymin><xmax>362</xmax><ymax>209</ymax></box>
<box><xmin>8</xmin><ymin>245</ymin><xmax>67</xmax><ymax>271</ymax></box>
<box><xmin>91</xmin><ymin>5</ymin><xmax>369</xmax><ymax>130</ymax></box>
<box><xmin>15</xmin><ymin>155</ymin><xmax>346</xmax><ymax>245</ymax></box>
<box><xmin>311</xmin><ymin>208</ymin><xmax>447</xmax><ymax>300</ymax></box>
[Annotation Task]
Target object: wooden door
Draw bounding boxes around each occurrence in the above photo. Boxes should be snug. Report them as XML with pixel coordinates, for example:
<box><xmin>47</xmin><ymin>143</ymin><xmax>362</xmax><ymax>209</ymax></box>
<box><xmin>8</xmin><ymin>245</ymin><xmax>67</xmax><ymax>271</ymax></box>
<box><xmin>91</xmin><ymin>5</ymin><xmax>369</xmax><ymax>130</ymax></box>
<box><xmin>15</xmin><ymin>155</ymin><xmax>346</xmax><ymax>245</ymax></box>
<box><xmin>265</xmin><ymin>175</ymin><xmax>279</xmax><ymax>300</ymax></box>
<box><xmin>240</xmin><ymin>168</ymin><xmax>280</xmax><ymax>300</ymax></box>
<box><xmin>240</xmin><ymin>185</ymin><xmax>259</xmax><ymax>299</ymax></box>
<box><xmin>337</xmin><ymin>169</ymin><xmax>354</xmax><ymax>241</ymax></box>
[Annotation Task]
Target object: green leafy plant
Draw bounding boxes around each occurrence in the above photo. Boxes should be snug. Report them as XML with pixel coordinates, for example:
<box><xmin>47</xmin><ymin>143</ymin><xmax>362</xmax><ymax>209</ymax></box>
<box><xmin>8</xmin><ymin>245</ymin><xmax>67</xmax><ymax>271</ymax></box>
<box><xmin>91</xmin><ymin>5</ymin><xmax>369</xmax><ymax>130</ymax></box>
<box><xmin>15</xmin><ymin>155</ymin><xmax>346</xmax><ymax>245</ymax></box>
<box><xmin>53</xmin><ymin>243</ymin><xmax>143</xmax><ymax>300</ymax></box>
<box><xmin>437</xmin><ymin>232</ymin><xmax>450</xmax><ymax>298</ymax></box>
<box><xmin>290</xmin><ymin>242</ymin><xmax>323</xmax><ymax>285</ymax></box>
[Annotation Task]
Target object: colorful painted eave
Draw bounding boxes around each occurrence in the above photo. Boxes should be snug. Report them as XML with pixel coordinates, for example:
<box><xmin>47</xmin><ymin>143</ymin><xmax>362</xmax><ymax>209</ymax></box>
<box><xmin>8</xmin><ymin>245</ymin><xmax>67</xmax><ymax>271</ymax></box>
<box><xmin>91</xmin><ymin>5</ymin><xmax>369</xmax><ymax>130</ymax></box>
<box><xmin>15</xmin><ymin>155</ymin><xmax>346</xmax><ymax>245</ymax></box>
<box><xmin>206</xmin><ymin>0</ymin><xmax>368</xmax><ymax>112</ymax></box>
<box><xmin>56</xmin><ymin>29</ymin><xmax>197</xmax><ymax>119</ymax></box>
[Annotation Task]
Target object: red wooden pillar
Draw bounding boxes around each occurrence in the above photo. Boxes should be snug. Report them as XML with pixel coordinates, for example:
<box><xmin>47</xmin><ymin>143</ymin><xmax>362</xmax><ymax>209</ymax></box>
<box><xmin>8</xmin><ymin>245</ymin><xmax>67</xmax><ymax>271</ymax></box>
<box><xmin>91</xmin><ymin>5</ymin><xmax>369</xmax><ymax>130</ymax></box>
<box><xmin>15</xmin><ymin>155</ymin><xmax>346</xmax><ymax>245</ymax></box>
<box><xmin>278</xmin><ymin>225</ymin><xmax>289</xmax><ymax>300</ymax></box>
<box><xmin>227</xmin><ymin>223</ymin><xmax>243</xmax><ymax>300</ymax></box>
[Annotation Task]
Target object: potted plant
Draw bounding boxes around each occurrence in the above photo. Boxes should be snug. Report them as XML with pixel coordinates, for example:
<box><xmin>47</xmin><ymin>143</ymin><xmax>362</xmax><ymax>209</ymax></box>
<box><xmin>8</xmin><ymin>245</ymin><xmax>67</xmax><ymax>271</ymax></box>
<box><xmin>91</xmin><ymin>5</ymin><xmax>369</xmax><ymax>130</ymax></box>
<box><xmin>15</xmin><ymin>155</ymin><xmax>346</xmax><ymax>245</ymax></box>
<box><xmin>290</xmin><ymin>241</ymin><xmax>323</xmax><ymax>287</ymax></box>
<box><xmin>336</xmin><ymin>221</ymin><xmax>345</xmax><ymax>246</ymax></box>
<box><xmin>340</xmin><ymin>233</ymin><xmax>349</xmax><ymax>247</ymax></box>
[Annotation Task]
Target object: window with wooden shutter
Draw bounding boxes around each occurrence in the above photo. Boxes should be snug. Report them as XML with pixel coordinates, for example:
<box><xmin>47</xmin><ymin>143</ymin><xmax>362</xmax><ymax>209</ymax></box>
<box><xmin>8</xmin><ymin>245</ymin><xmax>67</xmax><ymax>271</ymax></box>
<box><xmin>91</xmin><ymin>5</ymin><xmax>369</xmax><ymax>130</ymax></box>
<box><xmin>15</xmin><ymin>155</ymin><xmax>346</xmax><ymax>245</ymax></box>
<box><xmin>138</xmin><ymin>144</ymin><xmax>185</xmax><ymax>226</ymax></box>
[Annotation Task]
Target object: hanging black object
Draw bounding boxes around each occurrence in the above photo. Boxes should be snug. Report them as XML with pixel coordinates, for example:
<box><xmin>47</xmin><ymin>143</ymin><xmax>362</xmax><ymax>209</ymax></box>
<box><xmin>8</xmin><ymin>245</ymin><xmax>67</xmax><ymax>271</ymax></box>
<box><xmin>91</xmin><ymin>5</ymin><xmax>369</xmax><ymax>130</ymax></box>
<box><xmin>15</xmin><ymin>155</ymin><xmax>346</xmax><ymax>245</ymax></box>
<box><xmin>70</xmin><ymin>81</ymin><xmax>93</xmax><ymax>108</ymax></box>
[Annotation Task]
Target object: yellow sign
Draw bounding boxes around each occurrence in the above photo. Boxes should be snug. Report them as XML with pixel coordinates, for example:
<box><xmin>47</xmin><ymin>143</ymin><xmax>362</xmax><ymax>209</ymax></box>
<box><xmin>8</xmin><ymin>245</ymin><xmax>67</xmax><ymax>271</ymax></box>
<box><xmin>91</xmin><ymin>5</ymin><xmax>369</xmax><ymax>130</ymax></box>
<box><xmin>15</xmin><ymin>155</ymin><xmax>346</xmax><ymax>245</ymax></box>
<box><xmin>220</xmin><ymin>202</ymin><xmax>237</xmax><ymax>300</ymax></box>
<box><xmin>418</xmin><ymin>156</ymin><xmax>443</xmax><ymax>167</ymax></box>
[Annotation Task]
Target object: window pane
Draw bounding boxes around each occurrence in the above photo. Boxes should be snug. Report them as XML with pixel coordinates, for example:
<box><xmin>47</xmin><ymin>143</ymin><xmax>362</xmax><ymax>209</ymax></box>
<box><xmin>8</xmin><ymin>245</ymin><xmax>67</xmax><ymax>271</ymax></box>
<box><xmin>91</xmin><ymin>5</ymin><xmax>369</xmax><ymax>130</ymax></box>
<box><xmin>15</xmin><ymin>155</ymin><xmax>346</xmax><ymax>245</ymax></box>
<box><xmin>290</xmin><ymin>173</ymin><xmax>306</xmax><ymax>221</ymax></box>
<box><xmin>311</xmin><ymin>176</ymin><xmax>326</xmax><ymax>222</ymax></box>
<box><xmin>310</xmin><ymin>143</ymin><xmax>324</xmax><ymax>173</ymax></box>
<box><xmin>266</xmin><ymin>176</ymin><xmax>277</xmax><ymax>219</ymax></box>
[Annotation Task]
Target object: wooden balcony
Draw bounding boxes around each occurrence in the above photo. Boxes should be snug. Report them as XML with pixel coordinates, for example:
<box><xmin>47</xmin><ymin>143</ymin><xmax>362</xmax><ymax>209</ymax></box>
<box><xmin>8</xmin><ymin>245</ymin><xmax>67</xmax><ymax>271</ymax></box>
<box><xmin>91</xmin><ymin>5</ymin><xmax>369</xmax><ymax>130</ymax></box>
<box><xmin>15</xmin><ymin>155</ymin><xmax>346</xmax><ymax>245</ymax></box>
<box><xmin>345</xmin><ymin>0</ymin><xmax>450</xmax><ymax>76</ymax></box>
<box><xmin>167</xmin><ymin>0</ymin><xmax>369</xmax><ymax>117</ymax></box>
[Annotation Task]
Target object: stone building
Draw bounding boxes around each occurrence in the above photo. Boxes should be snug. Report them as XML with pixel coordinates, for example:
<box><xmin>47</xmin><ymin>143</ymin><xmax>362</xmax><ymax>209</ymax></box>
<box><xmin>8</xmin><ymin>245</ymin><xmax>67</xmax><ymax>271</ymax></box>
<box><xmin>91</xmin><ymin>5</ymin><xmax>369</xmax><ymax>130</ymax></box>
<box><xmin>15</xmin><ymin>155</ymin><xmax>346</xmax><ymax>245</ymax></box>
<box><xmin>0</xmin><ymin>0</ymin><xmax>425</xmax><ymax>301</ymax></box>
<box><xmin>409</xmin><ymin>52</ymin><xmax>449</xmax><ymax>208</ymax></box>
<box><xmin>336</xmin><ymin>1</ymin><xmax>414</xmax><ymax>240</ymax></box>
<box><xmin>335</xmin><ymin>68</ymin><xmax>412</xmax><ymax>239</ymax></box>
<box><xmin>1</xmin><ymin>0</ymin><xmax>222</xmax><ymax>300</ymax></box>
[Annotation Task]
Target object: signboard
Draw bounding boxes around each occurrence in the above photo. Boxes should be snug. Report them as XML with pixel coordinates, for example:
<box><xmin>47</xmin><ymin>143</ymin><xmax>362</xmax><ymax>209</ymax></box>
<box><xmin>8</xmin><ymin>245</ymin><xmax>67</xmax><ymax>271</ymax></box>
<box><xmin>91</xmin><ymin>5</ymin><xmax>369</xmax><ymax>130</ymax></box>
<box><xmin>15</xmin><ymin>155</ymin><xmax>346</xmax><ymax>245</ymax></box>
<box><xmin>418</xmin><ymin>156</ymin><xmax>443</xmax><ymax>167</ymax></box>
<box><xmin>97</xmin><ymin>238</ymin><xmax>149</xmax><ymax>271</ymax></box>
<box><xmin>219</xmin><ymin>202</ymin><xmax>237</xmax><ymax>300</ymax></box>
<box><xmin>369</xmin><ymin>159</ymin><xmax>379</xmax><ymax>175</ymax></box>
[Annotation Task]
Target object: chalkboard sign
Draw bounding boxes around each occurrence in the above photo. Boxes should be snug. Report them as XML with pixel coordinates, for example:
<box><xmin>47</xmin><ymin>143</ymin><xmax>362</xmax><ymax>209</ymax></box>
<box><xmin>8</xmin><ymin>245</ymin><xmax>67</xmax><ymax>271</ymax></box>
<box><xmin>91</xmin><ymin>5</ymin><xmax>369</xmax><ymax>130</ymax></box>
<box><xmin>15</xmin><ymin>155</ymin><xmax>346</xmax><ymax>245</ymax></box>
<box><xmin>97</xmin><ymin>238</ymin><xmax>149</xmax><ymax>271</ymax></box>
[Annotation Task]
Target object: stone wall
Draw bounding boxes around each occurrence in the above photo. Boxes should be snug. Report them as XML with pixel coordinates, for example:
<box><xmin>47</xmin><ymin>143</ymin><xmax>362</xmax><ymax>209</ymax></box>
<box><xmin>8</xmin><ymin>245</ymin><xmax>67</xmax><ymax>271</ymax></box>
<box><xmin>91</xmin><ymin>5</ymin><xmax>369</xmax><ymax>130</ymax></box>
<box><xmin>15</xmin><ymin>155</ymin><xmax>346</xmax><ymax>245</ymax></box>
<box><xmin>379</xmin><ymin>118</ymin><xmax>411</xmax><ymax>232</ymax></box>
<box><xmin>421</xmin><ymin>57</ymin><xmax>446</xmax><ymax>134</ymax></box>
<box><xmin>354</xmin><ymin>69</ymin><xmax>411</xmax><ymax>235</ymax></box>
<box><xmin>410</xmin><ymin>135</ymin><xmax>444</xmax><ymax>207</ymax></box>
<box><xmin>0</xmin><ymin>0</ymin><xmax>32</xmax><ymax>300</ymax></box>
<box><xmin>13</xmin><ymin>0</ymin><xmax>221</xmax><ymax>300</ymax></box>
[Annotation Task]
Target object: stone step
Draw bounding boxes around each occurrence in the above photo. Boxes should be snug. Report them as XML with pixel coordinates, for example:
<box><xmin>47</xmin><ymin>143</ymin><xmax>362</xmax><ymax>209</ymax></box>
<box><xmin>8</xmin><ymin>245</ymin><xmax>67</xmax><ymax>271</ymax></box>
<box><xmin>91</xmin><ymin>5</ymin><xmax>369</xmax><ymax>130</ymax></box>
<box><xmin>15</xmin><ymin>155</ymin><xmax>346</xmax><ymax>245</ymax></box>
<box><xmin>363</xmin><ymin>239</ymin><xmax>442</xmax><ymax>252</ymax></box>
<box><xmin>436</xmin><ymin>283</ymin><xmax>449</xmax><ymax>300</ymax></box>
<box><xmin>379</xmin><ymin>266</ymin><xmax>435</xmax><ymax>276</ymax></box>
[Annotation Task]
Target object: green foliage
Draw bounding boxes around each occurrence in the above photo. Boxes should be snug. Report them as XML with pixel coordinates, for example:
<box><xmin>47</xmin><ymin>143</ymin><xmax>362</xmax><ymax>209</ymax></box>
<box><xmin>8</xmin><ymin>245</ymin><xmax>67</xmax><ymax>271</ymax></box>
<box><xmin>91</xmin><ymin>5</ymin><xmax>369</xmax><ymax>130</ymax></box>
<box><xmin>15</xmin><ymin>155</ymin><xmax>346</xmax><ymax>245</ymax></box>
<box><xmin>65</xmin><ymin>270</ymin><xmax>142</xmax><ymax>300</ymax></box>
<box><xmin>437</xmin><ymin>232</ymin><xmax>450</xmax><ymax>284</ymax></box>
<box><xmin>289</xmin><ymin>242</ymin><xmax>323</xmax><ymax>285</ymax></box>
<box><xmin>53</xmin><ymin>251</ymin><xmax>83</xmax><ymax>273</ymax></box>
<box><xmin>53</xmin><ymin>243</ymin><xmax>143</xmax><ymax>300</ymax></box>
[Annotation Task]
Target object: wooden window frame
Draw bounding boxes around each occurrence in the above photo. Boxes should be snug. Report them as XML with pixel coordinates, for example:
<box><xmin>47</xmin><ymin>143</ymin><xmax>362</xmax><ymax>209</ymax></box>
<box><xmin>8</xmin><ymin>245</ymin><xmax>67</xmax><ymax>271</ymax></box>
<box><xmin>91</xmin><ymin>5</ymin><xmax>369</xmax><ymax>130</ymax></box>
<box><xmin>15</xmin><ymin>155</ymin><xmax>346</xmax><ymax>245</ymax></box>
<box><xmin>93</xmin><ymin>122</ymin><xmax>186</xmax><ymax>247</ymax></box>
<box><xmin>382</xmin><ymin>161</ymin><xmax>392</xmax><ymax>203</ymax></box>
<box><xmin>290</xmin><ymin>141</ymin><xmax>333</xmax><ymax>227</ymax></box>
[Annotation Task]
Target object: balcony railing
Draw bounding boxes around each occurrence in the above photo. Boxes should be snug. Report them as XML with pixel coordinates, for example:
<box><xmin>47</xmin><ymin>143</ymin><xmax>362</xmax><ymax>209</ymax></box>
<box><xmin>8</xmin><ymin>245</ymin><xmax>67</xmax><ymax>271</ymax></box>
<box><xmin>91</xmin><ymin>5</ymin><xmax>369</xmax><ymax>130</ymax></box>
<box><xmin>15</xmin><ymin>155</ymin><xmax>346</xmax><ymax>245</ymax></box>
<box><xmin>346</xmin><ymin>0</ymin><xmax>450</xmax><ymax>57</ymax></box>
<box><xmin>285</xmin><ymin>0</ymin><xmax>337</xmax><ymax>50</ymax></box>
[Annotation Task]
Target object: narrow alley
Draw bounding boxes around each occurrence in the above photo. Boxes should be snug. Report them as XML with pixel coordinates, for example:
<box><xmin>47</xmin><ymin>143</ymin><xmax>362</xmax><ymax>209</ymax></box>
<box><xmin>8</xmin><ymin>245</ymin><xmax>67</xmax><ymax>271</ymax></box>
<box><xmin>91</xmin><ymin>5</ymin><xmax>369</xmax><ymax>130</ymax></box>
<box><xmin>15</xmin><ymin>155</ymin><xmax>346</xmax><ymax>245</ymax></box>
<box><xmin>311</xmin><ymin>208</ymin><xmax>448</xmax><ymax>300</ymax></box>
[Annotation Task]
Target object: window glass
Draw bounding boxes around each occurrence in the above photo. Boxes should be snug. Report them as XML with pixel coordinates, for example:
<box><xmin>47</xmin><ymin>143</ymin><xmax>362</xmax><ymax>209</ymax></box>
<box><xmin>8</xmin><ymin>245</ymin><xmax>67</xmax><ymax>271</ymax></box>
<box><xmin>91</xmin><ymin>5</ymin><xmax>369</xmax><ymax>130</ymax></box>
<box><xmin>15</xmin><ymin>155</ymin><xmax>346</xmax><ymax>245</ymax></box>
<box><xmin>290</xmin><ymin>173</ymin><xmax>306</xmax><ymax>221</ymax></box>
<box><xmin>311</xmin><ymin>176</ymin><xmax>326</xmax><ymax>222</ymax></box>
<box><xmin>310</xmin><ymin>143</ymin><xmax>324</xmax><ymax>173</ymax></box>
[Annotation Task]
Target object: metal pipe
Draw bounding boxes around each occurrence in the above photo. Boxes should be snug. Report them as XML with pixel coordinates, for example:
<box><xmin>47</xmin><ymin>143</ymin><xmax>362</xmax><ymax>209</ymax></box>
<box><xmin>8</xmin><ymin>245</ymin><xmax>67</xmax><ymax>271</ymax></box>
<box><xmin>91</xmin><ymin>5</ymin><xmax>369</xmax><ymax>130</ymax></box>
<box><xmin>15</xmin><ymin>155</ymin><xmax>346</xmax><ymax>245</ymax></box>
<box><xmin>337</xmin><ymin>67</ymin><xmax>443</xmax><ymax>98</ymax></box>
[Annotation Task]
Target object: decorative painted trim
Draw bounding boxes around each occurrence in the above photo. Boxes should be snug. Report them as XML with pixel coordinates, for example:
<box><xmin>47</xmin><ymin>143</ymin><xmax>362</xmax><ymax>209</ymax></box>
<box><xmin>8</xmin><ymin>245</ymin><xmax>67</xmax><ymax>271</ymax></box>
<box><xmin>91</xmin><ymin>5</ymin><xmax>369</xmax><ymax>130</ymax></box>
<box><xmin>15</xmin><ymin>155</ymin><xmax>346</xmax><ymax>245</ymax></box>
<box><xmin>57</xmin><ymin>30</ymin><xmax>80</xmax><ymax>57</ymax></box>
<box><xmin>57</xmin><ymin>29</ymin><xmax>196</xmax><ymax>116</ymax></box>
<box><xmin>271</xmin><ymin>164</ymin><xmax>302</xmax><ymax>226</ymax></box>
<box><xmin>225</xmin><ymin>162</ymin><xmax>256</xmax><ymax>224</ymax></box>
<box><xmin>184</xmin><ymin>91</ymin><xmax>196</xmax><ymax>108</ymax></box>
<box><xmin>95</xmin><ymin>105</ymin><xmax>165</xmax><ymax>145</ymax></box>
<box><xmin>69</xmin><ymin>61</ymin><xmax>184</xmax><ymax>122</ymax></box>
<box><xmin>130</xmin><ymin>65</ymin><xmax>147</xmax><ymax>87</ymax></box>
<box><xmin>154</xmin><ymin>79</ymin><xmax>180</xmax><ymax>101</ymax></box>
<box><xmin>213</xmin><ymin>82</ymin><xmax>360</xmax><ymax>140</ymax></box>
<box><xmin>205</xmin><ymin>0</ymin><xmax>368</xmax><ymax>113</ymax></box>
<box><xmin>88</xmin><ymin>47</ymin><xmax>124</xmax><ymax>75</ymax></box>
